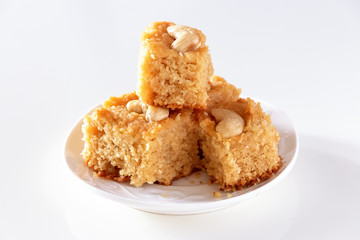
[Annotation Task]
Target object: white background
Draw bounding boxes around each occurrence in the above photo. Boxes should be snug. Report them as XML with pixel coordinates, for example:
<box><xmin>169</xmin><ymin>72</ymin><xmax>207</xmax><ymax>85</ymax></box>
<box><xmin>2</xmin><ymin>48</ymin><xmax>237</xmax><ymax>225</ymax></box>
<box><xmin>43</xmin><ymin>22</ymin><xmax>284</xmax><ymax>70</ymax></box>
<box><xmin>1</xmin><ymin>0</ymin><xmax>359</xmax><ymax>239</ymax></box>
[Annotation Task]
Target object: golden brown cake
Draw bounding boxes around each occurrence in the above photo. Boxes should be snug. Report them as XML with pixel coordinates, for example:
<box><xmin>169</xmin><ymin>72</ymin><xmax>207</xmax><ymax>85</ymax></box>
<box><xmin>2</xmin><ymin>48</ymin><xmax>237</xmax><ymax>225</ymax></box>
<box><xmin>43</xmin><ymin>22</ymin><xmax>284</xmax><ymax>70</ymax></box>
<box><xmin>137</xmin><ymin>21</ymin><xmax>214</xmax><ymax>109</ymax></box>
<box><xmin>198</xmin><ymin>97</ymin><xmax>281</xmax><ymax>191</ymax></box>
<box><xmin>82</xmin><ymin>20</ymin><xmax>281</xmax><ymax>192</ymax></box>
<box><xmin>82</xmin><ymin>92</ymin><xmax>201</xmax><ymax>187</ymax></box>
<box><xmin>208</xmin><ymin>75</ymin><xmax>241</xmax><ymax>108</ymax></box>
<box><xmin>82</xmin><ymin>78</ymin><xmax>281</xmax><ymax>191</ymax></box>
<box><xmin>82</xmin><ymin>91</ymin><xmax>281</xmax><ymax>192</ymax></box>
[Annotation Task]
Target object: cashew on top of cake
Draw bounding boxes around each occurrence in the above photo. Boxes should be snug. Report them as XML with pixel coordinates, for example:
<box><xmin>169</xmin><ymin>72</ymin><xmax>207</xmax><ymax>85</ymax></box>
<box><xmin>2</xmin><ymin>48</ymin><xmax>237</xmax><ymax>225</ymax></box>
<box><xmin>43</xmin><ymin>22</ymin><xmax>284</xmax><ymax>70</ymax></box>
<box><xmin>211</xmin><ymin>108</ymin><xmax>245</xmax><ymax>138</ymax></box>
<box><xmin>125</xmin><ymin>100</ymin><xmax>143</xmax><ymax>113</ymax></box>
<box><xmin>167</xmin><ymin>25</ymin><xmax>201</xmax><ymax>53</ymax></box>
<box><xmin>126</xmin><ymin>100</ymin><xmax>169</xmax><ymax>122</ymax></box>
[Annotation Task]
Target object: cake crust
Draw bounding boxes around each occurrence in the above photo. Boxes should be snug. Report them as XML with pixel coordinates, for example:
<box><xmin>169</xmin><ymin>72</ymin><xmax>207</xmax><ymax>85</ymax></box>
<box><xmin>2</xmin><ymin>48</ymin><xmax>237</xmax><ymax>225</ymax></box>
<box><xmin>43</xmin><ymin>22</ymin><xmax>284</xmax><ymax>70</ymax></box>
<box><xmin>137</xmin><ymin>21</ymin><xmax>214</xmax><ymax>109</ymax></box>
<box><xmin>198</xmin><ymin>98</ymin><xmax>281</xmax><ymax>191</ymax></box>
<box><xmin>82</xmin><ymin>92</ymin><xmax>281</xmax><ymax>192</ymax></box>
<box><xmin>82</xmin><ymin>19</ymin><xmax>281</xmax><ymax>191</ymax></box>
<box><xmin>82</xmin><ymin>92</ymin><xmax>201</xmax><ymax>187</ymax></box>
<box><xmin>208</xmin><ymin>75</ymin><xmax>241</xmax><ymax>108</ymax></box>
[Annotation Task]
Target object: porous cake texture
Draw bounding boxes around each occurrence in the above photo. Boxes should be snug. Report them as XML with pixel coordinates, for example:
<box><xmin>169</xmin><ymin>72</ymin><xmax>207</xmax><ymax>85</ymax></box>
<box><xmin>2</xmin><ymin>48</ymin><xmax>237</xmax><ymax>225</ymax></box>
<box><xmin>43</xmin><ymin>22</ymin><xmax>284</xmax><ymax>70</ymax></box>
<box><xmin>82</xmin><ymin>89</ymin><xmax>281</xmax><ymax>191</ymax></box>
<box><xmin>137</xmin><ymin>21</ymin><xmax>214</xmax><ymax>109</ymax></box>
<box><xmin>207</xmin><ymin>75</ymin><xmax>241</xmax><ymax>108</ymax></box>
<box><xmin>198</xmin><ymin>98</ymin><xmax>281</xmax><ymax>191</ymax></box>
<box><xmin>82</xmin><ymin>92</ymin><xmax>201</xmax><ymax>187</ymax></box>
<box><xmin>81</xmin><ymin>20</ymin><xmax>281</xmax><ymax>192</ymax></box>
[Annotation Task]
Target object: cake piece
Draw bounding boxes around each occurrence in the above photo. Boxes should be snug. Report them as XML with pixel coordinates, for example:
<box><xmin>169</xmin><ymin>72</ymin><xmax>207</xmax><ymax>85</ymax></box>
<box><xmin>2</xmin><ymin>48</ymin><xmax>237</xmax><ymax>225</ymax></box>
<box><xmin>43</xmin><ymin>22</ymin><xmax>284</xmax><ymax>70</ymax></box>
<box><xmin>81</xmin><ymin>92</ymin><xmax>201</xmax><ymax>186</ymax></box>
<box><xmin>82</xmin><ymin>78</ymin><xmax>281</xmax><ymax>191</ymax></box>
<box><xmin>208</xmin><ymin>75</ymin><xmax>241</xmax><ymax>108</ymax></box>
<box><xmin>198</xmin><ymin>97</ymin><xmax>281</xmax><ymax>191</ymax></box>
<box><xmin>137</xmin><ymin>21</ymin><xmax>214</xmax><ymax>109</ymax></box>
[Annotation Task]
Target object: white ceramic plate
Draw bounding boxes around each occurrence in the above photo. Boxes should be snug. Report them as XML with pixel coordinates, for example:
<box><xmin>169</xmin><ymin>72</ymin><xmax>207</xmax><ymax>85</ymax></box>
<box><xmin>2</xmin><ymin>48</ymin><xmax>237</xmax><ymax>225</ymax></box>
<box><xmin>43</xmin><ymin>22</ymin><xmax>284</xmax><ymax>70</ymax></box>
<box><xmin>65</xmin><ymin>99</ymin><xmax>298</xmax><ymax>215</ymax></box>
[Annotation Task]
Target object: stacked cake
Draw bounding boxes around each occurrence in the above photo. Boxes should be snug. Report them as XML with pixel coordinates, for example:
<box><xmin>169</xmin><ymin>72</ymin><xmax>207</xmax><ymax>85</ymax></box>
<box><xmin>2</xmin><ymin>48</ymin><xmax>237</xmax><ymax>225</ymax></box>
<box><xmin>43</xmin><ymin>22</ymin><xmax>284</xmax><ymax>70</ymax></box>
<box><xmin>82</xmin><ymin>21</ymin><xmax>281</xmax><ymax>191</ymax></box>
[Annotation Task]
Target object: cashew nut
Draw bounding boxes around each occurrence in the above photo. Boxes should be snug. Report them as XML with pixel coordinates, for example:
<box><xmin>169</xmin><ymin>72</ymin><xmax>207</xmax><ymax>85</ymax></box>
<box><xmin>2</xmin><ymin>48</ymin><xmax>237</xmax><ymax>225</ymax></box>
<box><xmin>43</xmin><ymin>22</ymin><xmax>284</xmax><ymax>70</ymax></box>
<box><xmin>167</xmin><ymin>25</ymin><xmax>201</xmax><ymax>53</ymax></box>
<box><xmin>126</xmin><ymin>100</ymin><xmax>169</xmax><ymax>122</ymax></box>
<box><xmin>126</xmin><ymin>100</ymin><xmax>143</xmax><ymax>113</ymax></box>
<box><xmin>145</xmin><ymin>105</ymin><xmax>169</xmax><ymax>122</ymax></box>
<box><xmin>211</xmin><ymin>108</ymin><xmax>245</xmax><ymax>138</ymax></box>
<box><xmin>141</xmin><ymin>102</ymin><xmax>149</xmax><ymax>114</ymax></box>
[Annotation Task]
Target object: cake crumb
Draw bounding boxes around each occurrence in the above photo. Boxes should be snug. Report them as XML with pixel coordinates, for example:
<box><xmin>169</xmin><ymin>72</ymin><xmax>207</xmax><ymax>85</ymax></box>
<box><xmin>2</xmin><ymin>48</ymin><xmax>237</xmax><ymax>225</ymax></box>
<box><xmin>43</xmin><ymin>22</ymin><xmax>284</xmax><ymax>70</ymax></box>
<box><xmin>161</xmin><ymin>193</ymin><xmax>169</xmax><ymax>198</ymax></box>
<box><xmin>226</xmin><ymin>193</ymin><xmax>232</xmax><ymax>198</ymax></box>
<box><xmin>81</xmin><ymin>21</ymin><xmax>281</xmax><ymax>192</ymax></box>
<box><xmin>213</xmin><ymin>192</ymin><xmax>222</xmax><ymax>198</ymax></box>
<box><xmin>138</xmin><ymin>21</ymin><xmax>213</xmax><ymax>109</ymax></box>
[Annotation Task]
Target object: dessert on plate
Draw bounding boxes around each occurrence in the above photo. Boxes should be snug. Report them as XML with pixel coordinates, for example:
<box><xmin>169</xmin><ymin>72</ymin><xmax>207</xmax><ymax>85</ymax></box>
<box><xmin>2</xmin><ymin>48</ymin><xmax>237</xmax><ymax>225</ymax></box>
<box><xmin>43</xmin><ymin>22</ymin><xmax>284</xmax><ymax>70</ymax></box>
<box><xmin>82</xmin><ymin>92</ymin><xmax>201</xmax><ymax>187</ymax></box>
<box><xmin>81</xmin><ymin>21</ymin><xmax>281</xmax><ymax>192</ymax></box>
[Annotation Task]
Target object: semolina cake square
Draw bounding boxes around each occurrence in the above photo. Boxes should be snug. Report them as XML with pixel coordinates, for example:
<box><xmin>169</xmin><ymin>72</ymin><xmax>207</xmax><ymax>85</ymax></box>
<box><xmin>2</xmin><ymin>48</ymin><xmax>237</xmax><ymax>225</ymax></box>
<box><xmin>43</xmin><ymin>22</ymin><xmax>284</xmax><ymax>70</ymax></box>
<box><xmin>207</xmin><ymin>75</ymin><xmax>241</xmax><ymax>108</ymax></box>
<box><xmin>137</xmin><ymin>21</ymin><xmax>214</xmax><ymax>109</ymax></box>
<box><xmin>198</xmin><ymin>97</ymin><xmax>281</xmax><ymax>191</ymax></box>
<box><xmin>81</xmin><ymin>92</ymin><xmax>201</xmax><ymax>187</ymax></box>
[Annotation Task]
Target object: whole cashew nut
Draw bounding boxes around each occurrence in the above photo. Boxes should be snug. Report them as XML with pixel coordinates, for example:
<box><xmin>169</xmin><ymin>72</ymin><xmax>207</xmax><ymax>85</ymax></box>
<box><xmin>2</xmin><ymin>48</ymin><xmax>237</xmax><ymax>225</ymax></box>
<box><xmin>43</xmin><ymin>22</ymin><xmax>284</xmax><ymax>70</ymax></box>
<box><xmin>167</xmin><ymin>25</ymin><xmax>201</xmax><ymax>53</ymax></box>
<box><xmin>126</xmin><ymin>100</ymin><xmax>143</xmax><ymax>113</ymax></box>
<box><xmin>211</xmin><ymin>108</ymin><xmax>245</xmax><ymax>138</ymax></box>
<box><xmin>126</xmin><ymin>100</ymin><xmax>169</xmax><ymax>122</ymax></box>
<box><xmin>145</xmin><ymin>105</ymin><xmax>169</xmax><ymax>122</ymax></box>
